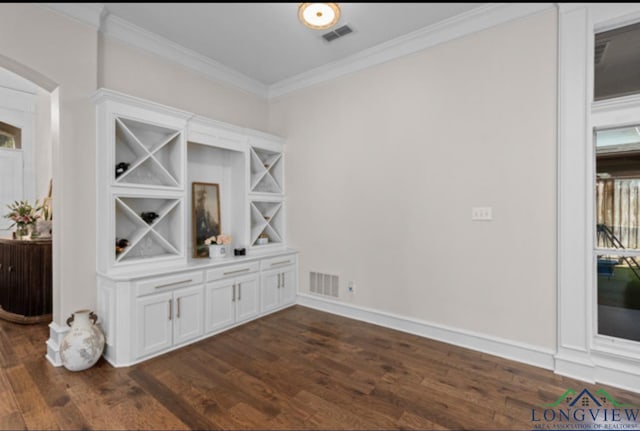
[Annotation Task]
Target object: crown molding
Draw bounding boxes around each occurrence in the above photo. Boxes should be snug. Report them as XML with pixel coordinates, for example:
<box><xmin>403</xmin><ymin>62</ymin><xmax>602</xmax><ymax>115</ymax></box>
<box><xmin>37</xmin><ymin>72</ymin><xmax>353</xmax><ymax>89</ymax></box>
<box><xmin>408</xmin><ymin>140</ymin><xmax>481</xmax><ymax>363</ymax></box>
<box><xmin>100</xmin><ymin>13</ymin><xmax>269</xmax><ymax>99</ymax></box>
<box><xmin>39</xmin><ymin>3</ymin><xmax>556</xmax><ymax>101</ymax></box>
<box><xmin>39</xmin><ymin>3</ymin><xmax>104</xmax><ymax>28</ymax></box>
<box><xmin>268</xmin><ymin>3</ymin><xmax>556</xmax><ymax>99</ymax></box>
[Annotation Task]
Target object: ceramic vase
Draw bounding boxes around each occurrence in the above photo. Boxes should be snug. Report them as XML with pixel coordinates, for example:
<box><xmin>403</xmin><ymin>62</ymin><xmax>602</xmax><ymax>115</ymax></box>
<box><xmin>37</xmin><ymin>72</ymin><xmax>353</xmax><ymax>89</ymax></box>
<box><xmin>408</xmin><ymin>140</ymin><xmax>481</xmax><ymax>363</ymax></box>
<box><xmin>60</xmin><ymin>310</ymin><xmax>105</xmax><ymax>372</ymax></box>
<box><xmin>35</xmin><ymin>219</ymin><xmax>52</xmax><ymax>238</ymax></box>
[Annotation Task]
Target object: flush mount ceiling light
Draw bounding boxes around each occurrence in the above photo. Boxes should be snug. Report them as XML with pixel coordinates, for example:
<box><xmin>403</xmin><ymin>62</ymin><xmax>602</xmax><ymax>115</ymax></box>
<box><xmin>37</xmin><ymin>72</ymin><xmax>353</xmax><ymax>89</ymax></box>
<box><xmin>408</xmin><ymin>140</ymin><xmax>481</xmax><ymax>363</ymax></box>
<box><xmin>298</xmin><ymin>3</ymin><xmax>341</xmax><ymax>30</ymax></box>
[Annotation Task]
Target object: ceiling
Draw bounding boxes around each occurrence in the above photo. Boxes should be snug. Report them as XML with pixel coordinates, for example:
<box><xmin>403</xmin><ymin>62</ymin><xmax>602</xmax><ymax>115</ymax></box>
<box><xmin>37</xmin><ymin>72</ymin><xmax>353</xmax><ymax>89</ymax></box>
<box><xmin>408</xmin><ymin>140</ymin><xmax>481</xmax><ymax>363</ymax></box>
<box><xmin>101</xmin><ymin>3</ymin><xmax>487</xmax><ymax>86</ymax></box>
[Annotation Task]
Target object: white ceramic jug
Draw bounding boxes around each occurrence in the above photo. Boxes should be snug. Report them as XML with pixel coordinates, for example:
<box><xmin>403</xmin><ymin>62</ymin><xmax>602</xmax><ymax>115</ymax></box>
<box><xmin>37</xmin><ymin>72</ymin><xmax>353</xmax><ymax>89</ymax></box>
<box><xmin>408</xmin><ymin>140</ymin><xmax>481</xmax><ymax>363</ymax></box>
<box><xmin>59</xmin><ymin>310</ymin><xmax>105</xmax><ymax>372</ymax></box>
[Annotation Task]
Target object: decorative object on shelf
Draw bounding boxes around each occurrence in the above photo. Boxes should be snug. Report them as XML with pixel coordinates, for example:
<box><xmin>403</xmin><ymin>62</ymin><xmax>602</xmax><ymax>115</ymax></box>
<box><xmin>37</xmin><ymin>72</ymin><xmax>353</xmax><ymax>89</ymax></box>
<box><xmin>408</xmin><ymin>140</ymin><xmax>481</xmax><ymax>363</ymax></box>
<box><xmin>192</xmin><ymin>182</ymin><xmax>221</xmax><ymax>258</ymax></box>
<box><xmin>205</xmin><ymin>234</ymin><xmax>232</xmax><ymax>259</ymax></box>
<box><xmin>60</xmin><ymin>310</ymin><xmax>105</xmax><ymax>372</ymax></box>
<box><xmin>35</xmin><ymin>219</ymin><xmax>52</xmax><ymax>238</ymax></box>
<box><xmin>115</xmin><ymin>162</ymin><xmax>130</xmax><ymax>178</ymax></box>
<box><xmin>35</xmin><ymin>179</ymin><xmax>53</xmax><ymax>238</ymax></box>
<box><xmin>140</xmin><ymin>211</ymin><xmax>159</xmax><ymax>224</ymax></box>
<box><xmin>256</xmin><ymin>233</ymin><xmax>269</xmax><ymax>245</ymax></box>
<box><xmin>208</xmin><ymin>243</ymin><xmax>226</xmax><ymax>259</ymax></box>
<box><xmin>35</xmin><ymin>196</ymin><xmax>52</xmax><ymax>238</ymax></box>
<box><xmin>234</xmin><ymin>248</ymin><xmax>246</xmax><ymax>256</ymax></box>
<box><xmin>4</xmin><ymin>199</ymin><xmax>42</xmax><ymax>240</ymax></box>
<box><xmin>115</xmin><ymin>238</ymin><xmax>129</xmax><ymax>255</ymax></box>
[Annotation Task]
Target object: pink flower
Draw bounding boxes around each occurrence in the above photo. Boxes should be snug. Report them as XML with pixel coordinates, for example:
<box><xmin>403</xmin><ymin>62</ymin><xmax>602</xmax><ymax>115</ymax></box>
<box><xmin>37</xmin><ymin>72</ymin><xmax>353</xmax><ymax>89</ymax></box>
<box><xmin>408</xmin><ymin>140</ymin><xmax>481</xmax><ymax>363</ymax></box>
<box><xmin>205</xmin><ymin>234</ymin><xmax>232</xmax><ymax>246</ymax></box>
<box><xmin>217</xmin><ymin>235</ymin><xmax>232</xmax><ymax>245</ymax></box>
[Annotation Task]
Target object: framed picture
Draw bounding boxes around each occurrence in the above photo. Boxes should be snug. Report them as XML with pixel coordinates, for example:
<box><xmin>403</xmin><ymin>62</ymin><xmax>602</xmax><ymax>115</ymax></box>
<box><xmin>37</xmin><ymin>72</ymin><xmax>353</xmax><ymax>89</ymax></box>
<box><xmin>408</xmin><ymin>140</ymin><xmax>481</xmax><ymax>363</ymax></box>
<box><xmin>192</xmin><ymin>182</ymin><xmax>221</xmax><ymax>258</ymax></box>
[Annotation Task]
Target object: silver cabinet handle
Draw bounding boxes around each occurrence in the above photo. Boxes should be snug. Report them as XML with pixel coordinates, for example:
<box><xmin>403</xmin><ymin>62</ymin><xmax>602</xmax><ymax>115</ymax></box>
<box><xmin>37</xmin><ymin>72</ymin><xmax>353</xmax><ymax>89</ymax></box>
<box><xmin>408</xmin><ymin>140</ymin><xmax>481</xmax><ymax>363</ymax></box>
<box><xmin>271</xmin><ymin>260</ymin><xmax>291</xmax><ymax>267</ymax></box>
<box><xmin>168</xmin><ymin>299</ymin><xmax>172</xmax><ymax>321</ymax></box>
<box><xmin>156</xmin><ymin>279</ymin><xmax>192</xmax><ymax>290</ymax></box>
<box><xmin>232</xmin><ymin>284</ymin><xmax>236</xmax><ymax>302</ymax></box>
<box><xmin>277</xmin><ymin>273</ymin><xmax>281</xmax><ymax>289</ymax></box>
<box><xmin>224</xmin><ymin>268</ymin><xmax>250</xmax><ymax>276</ymax></box>
<box><xmin>177</xmin><ymin>297</ymin><xmax>181</xmax><ymax>319</ymax></box>
<box><xmin>238</xmin><ymin>283</ymin><xmax>242</xmax><ymax>301</ymax></box>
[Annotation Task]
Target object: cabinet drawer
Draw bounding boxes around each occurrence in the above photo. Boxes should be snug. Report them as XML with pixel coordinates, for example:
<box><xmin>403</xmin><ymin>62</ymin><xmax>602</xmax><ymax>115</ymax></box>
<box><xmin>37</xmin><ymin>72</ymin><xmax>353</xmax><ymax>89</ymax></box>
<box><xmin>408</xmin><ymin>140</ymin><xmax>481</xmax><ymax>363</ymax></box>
<box><xmin>206</xmin><ymin>261</ymin><xmax>260</xmax><ymax>282</ymax></box>
<box><xmin>261</xmin><ymin>254</ymin><xmax>297</xmax><ymax>271</ymax></box>
<box><xmin>136</xmin><ymin>271</ymin><xmax>203</xmax><ymax>297</ymax></box>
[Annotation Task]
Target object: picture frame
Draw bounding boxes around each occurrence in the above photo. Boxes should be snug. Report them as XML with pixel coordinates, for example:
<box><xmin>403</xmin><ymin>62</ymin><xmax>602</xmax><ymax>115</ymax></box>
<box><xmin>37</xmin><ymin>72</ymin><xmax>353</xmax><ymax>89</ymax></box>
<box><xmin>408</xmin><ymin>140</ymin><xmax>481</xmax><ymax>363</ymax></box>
<box><xmin>192</xmin><ymin>182</ymin><xmax>221</xmax><ymax>258</ymax></box>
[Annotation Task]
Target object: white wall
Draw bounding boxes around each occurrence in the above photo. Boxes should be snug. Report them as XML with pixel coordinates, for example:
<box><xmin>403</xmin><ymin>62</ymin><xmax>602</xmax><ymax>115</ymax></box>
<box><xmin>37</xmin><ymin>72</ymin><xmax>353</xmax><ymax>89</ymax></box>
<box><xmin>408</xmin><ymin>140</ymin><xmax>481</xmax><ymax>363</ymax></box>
<box><xmin>99</xmin><ymin>36</ymin><xmax>269</xmax><ymax>132</ymax></box>
<box><xmin>0</xmin><ymin>3</ymin><xmax>98</xmax><ymax>321</ymax></box>
<box><xmin>35</xmin><ymin>87</ymin><xmax>51</xmax><ymax>200</ymax></box>
<box><xmin>269</xmin><ymin>10</ymin><xmax>558</xmax><ymax>350</ymax></box>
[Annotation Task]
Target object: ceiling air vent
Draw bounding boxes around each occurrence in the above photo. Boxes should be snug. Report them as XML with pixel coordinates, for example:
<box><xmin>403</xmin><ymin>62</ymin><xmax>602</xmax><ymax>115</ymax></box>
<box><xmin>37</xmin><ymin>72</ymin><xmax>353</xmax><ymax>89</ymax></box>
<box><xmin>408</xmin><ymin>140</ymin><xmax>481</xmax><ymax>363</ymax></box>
<box><xmin>594</xmin><ymin>40</ymin><xmax>609</xmax><ymax>65</ymax></box>
<box><xmin>322</xmin><ymin>24</ymin><xmax>353</xmax><ymax>42</ymax></box>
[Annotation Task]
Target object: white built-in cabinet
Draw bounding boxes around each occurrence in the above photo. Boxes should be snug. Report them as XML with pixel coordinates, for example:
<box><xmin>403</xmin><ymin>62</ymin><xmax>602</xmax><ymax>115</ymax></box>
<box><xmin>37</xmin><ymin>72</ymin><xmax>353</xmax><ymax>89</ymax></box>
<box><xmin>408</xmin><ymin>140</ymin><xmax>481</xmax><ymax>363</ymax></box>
<box><xmin>136</xmin><ymin>283</ymin><xmax>204</xmax><ymax>358</ymax></box>
<box><xmin>93</xmin><ymin>89</ymin><xmax>297</xmax><ymax>367</ymax></box>
<box><xmin>261</xmin><ymin>256</ymin><xmax>297</xmax><ymax>313</ymax></box>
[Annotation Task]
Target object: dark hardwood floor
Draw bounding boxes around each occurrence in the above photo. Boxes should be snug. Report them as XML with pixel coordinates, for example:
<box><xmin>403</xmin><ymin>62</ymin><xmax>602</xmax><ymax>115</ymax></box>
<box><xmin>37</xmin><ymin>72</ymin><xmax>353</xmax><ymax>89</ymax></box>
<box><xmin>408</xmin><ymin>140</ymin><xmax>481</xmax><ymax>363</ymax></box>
<box><xmin>1</xmin><ymin>305</ymin><xmax>639</xmax><ymax>430</ymax></box>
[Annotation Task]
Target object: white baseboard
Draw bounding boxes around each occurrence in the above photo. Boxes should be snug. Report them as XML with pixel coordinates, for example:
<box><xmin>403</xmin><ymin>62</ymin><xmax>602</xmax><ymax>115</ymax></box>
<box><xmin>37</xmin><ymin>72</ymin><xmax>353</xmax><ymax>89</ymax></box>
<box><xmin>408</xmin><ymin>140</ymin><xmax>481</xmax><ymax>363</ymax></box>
<box><xmin>296</xmin><ymin>293</ymin><xmax>556</xmax><ymax>371</ymax></box>
<box><xmin>555</xmin><ymin>348</ymin><xmax>640</xmax><ymax>394</ymax></box>
<box><xmin>554</xmin><ymin>348</ymin><xmax>596</xmax><ymax>383</ymax></box>
<box><xmin>45</xmin><ymin>321</ymin><xmax>68</xmax><ymax>367</ymax></box>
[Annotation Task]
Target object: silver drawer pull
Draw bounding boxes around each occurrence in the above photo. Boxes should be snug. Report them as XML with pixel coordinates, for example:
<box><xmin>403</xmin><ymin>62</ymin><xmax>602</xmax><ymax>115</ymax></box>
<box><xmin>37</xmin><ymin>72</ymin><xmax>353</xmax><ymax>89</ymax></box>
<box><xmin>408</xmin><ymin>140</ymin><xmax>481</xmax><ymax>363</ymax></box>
<box><xmin>155</xmin><ymin>279</ymin><xmax>192</xmax><ymax>290</ymax></box>
<box><xmin>223</xmin><ymin>268</ymin><xmax>250</xmax><ymax>276</ymax></box>
<box><xmin>271</xmin><ymin>260</ymin><xmax>291</xmax><ymax>267</ymax></box>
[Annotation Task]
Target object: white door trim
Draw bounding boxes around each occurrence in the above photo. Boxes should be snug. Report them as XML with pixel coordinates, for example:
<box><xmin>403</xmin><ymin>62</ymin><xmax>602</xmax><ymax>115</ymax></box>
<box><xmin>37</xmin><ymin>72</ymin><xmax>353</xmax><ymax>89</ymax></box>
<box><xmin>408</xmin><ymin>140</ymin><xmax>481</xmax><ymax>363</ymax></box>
<box><xmin>557</xmin><ymin>3</ymin><xmax>640</xmax><ymax>391</ymax></box>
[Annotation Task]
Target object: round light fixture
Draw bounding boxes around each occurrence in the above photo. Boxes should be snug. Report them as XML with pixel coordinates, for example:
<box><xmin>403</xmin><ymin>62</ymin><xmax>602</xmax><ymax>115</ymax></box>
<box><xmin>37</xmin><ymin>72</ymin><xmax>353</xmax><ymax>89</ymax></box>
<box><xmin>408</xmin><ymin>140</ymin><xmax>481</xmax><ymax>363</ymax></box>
<box><xmin>298</xmin><ymin>3</ymin><xmax>341</xmax><ymax>30</ymax></box>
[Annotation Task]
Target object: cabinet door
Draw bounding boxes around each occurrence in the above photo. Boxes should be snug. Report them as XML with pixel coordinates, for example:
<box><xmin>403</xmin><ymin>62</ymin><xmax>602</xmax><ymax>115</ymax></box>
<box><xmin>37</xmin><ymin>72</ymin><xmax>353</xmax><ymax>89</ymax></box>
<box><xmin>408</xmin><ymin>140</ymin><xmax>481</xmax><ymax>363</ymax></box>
<box><xmin>280</xmin><ymin>267</ymin><xmax>297</xmax><ymax>306</ymax></box>
<box><xmin>173</xmin><ymin>285</ymin><xmax>204</xmax><ymax>346</ymax></box>
<box><xmin>0</xmin><ymin>244</ymin><xmax>8</xmax><ymax>311</ymax></box>
<box><xmin>204</xmin><ymin>279</ymin><xmax>235</xmax><ymax>333</ymax></box>
<box><xmin>236</xmin><ymin>274</ymin><xmax>260</xmax><ymax>323</ymax></box>
<box><xmin>260</xmin><ymin>270</ymin><xmax>280</xmax><ymax>313</ymax></box>
<box><xmin>136</xmin><ymin>292</ymin><xmax>173</xmax><ymax>358</ymax></box>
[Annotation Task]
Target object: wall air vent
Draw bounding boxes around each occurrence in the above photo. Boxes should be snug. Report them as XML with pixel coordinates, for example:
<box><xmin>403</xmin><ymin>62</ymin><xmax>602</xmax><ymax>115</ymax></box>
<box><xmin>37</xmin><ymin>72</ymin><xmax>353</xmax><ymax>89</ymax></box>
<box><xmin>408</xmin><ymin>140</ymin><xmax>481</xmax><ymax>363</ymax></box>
<box><xmin>310</xmin><ymin>271</ymin><xmax>339</xmax><ymax>297</ymax></box>
<box><xmin>594</xmin><ymin>40</ymin><xmax>609</xmax><ymax>65</ymax></box>
<box><xmin>322</xmin><ymin>24</ymin><xmax>353</xmax><ymax>43</ymax></box>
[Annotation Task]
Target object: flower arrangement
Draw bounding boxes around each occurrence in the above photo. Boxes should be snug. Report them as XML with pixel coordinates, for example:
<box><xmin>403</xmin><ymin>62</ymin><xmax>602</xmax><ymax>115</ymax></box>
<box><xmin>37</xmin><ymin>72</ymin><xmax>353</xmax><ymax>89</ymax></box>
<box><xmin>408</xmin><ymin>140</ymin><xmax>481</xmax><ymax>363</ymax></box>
<box><xmin>204</xmin><ymin>234</ymin><xmax>232</xmax><ymax>245</ymax></box>
<box><xmin>4</xmin><ymin>200</ymin><xmax>42</xmax><ymax>238</ymax></box>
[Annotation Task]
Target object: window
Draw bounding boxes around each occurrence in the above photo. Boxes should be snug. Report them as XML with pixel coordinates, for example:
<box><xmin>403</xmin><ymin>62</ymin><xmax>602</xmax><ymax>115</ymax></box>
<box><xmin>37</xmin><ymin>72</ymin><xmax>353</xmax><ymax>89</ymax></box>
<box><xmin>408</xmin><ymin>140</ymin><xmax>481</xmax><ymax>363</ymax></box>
<box><xmin>593</xmin><ymin>19</ymin><xmax>640</xmax><ymax>344</ymax></box>
<box><xmin>595</xmin><ymin>125</ymin><xmax>640</xmax><ymax>342</ymax></box>
<box><xmin>0</xmin><ymin>121</ymin><xmax>21</xmax><ymax>149</ymax></box>
<box><xmin>595</xmin><ymin>22</ymin><xmax>640</xmax><ymax>101</ymax></box>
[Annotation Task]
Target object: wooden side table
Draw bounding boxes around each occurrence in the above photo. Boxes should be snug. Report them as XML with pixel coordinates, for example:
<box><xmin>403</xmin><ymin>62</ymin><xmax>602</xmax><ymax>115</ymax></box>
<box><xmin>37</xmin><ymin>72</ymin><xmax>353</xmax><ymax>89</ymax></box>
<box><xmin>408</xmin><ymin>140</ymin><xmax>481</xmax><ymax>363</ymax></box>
<box><xmin>0</xmin><ymin>238</ymin><xmax>52</xmax><ymax>324</ymax></box>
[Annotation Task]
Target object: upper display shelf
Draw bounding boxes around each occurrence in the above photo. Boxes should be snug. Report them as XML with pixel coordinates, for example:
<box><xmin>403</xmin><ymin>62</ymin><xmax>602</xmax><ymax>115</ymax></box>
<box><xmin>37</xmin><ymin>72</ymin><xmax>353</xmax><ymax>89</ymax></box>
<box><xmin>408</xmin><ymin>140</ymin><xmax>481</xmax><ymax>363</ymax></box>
<box><xmin>114</xmin><ymin>117</ymin><xmax>182</xmax><ymax>188</ymax></box>
<box><xmin>250</xmin><ymin>147</ymin><xmax>283</xmax><ymax>194</ymax></box>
